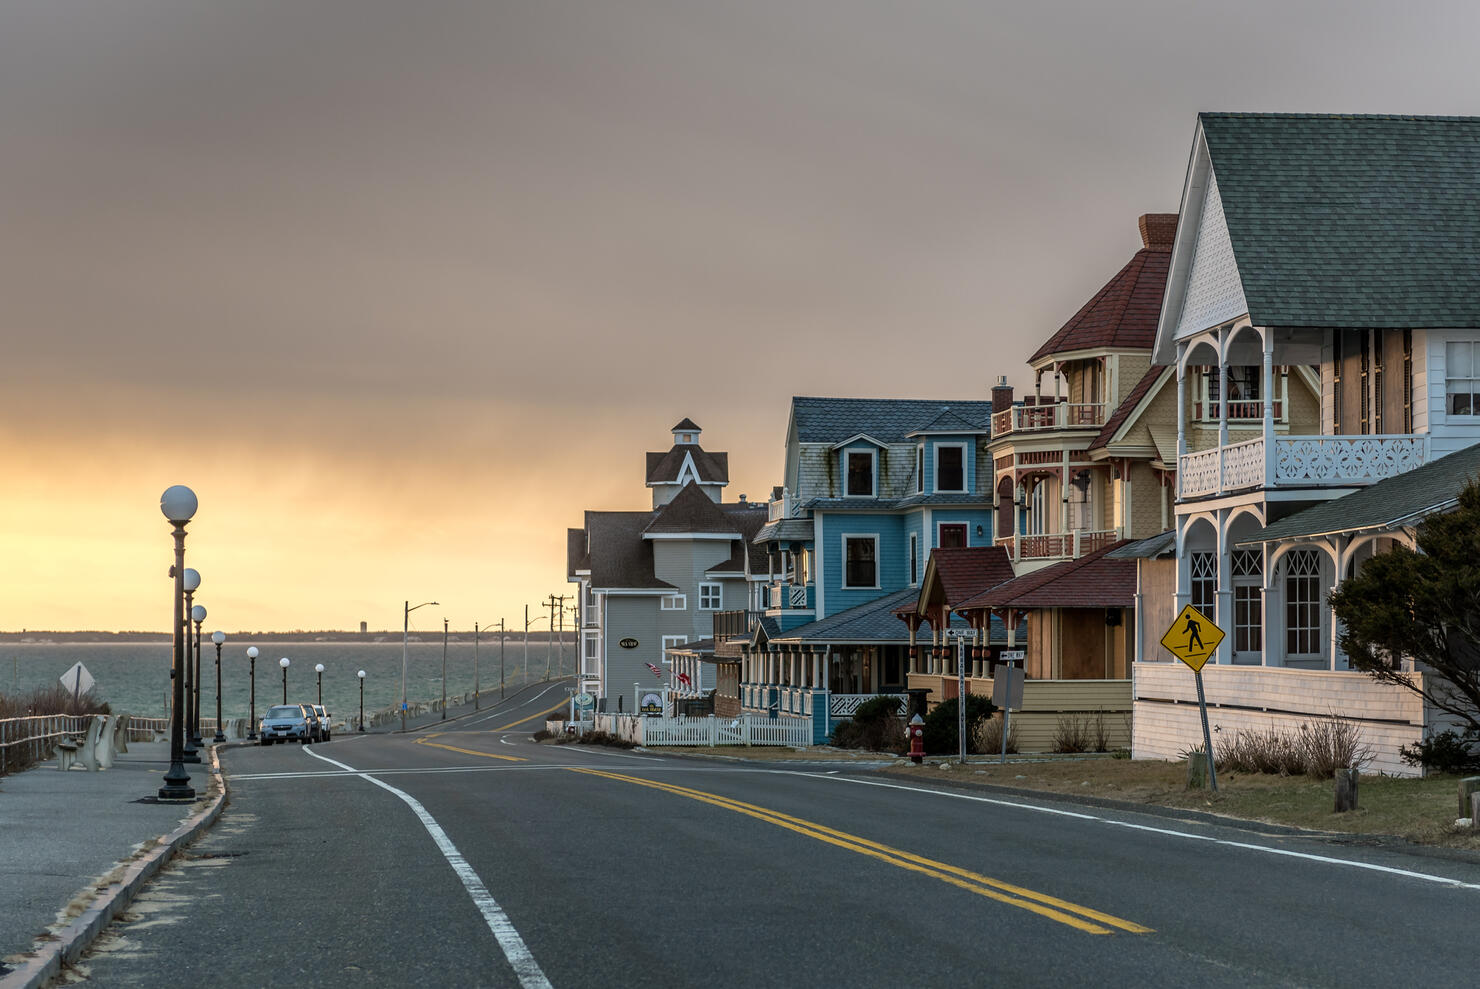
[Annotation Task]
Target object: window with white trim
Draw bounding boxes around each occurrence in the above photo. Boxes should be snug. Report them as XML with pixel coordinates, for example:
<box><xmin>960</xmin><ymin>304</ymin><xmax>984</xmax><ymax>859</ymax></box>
<box><xmin>698</xmin><ymin>583</ymin><xmax>722</xmax><ymax>610</ymax></box>
<box><xmin>843</xmin><ymin>536</ymin><xmax>878</xmax><ymax>589</ymax></box>
<box><xmin>935</xmin><ymin>444</ymin><xmax>966</xmax><ymax>493</ymax></box>
<box><xmin>845</xmin><ymin>449</ymin><xmax>876</xmax><ymax>497</ymax></box>
<box><xmin>908</xmin><ymin>533</ymin><xmax>919</xmax><ymax>586</ymax></box>
<box><xmin>1190</xmin><ymin>552</ymin><xmax>1216</xmax><ymax>617</ymax></box>
<box><xmin>1284</xmin><ymin>550</ymin><xmax>1323</xmax><ymax>657</ymax></box>
<box><xmin>1446</xmin><ymin>341</ymin><xmax>1480</xmax><ymax>416</ymax></box>
<box><xmin>1232</xmin><ymin>549</ymin><xmax>1262</xmax><ymax>654</ymax></box>
<box><xmin>660</xmin><ymin>594</ymin><xmax>687</xmax><ymax>610</ymax></box>
<box><xmin>915</xmin><ymin>445</ymin><xmax>924</xmax><ymax>493</ymax></box>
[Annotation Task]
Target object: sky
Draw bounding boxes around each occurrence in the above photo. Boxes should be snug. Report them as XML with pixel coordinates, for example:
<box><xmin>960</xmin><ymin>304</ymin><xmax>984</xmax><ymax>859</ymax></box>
<box><xmin>3</xmin><ymin>0</ymin><xmax>1479</xmax><ymax>633</ymax></box>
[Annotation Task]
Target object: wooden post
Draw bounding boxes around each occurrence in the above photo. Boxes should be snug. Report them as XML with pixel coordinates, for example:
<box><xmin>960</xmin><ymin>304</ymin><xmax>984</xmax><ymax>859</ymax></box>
<box><xmin>1334</xmin><ymin>767</ymin><xmax>1359</xmax><ymax>813</ymax></box>
<box><xmin>1186</xmin><ymin>749</ymin><xmax>1209</xmax><ymax>789</ymax></box>
<box><xmin>1458</xmin><ymin>777</ymin><xmax>1480</xmax><ymax>820</ymax></box>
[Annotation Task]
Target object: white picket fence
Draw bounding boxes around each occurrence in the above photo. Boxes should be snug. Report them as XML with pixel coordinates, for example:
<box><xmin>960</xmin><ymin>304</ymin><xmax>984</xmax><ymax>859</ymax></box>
<box><xmin>591</xmin><ymin>713</ymin><xmax>812</xmax><ymax>747</ymax></box>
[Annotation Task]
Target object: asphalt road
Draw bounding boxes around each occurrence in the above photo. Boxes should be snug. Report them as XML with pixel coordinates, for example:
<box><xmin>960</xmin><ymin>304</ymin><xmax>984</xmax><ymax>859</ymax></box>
<box><xmin>70</xmin><ymin>682</ymin><xmax>1480</xmax><ymax>987</ymax></box>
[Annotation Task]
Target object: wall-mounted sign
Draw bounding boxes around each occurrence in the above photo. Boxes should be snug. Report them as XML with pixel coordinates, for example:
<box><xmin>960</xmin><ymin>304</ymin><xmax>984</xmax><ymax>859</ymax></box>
<box><xmin>639</xmin><ymin>692</ymin><xmax>663</xmax><ymax>715</ymax></box>
<box><xmin>574</xmin><ymin>692</ymin><xmax>594</xmax><ymax>709</ymax></box>
<box><xmin>619</xmin><ymin>637</ymin><xmax>639</xmax><ymax>649</ymax></box>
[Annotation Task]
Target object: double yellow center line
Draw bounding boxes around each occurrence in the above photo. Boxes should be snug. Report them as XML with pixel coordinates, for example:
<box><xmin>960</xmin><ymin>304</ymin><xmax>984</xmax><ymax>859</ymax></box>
<box><xmin>571</xmin><ymin>768</ymin><xmax>1151</xmax><ymax>937</ymax></box>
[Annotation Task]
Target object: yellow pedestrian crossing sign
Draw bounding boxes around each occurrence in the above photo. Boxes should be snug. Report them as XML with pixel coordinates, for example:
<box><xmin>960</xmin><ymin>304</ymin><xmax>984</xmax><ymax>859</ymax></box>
<box><xmin>1160</xmin><ymin>604</ymin><xmax>1224</xmax><ymax>672</ymax></box>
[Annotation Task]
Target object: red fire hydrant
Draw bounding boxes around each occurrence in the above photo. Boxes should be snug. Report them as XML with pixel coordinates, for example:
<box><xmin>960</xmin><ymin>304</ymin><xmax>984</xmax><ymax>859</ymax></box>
<box><xmin>908</xmin><ymin>714</ymin><xmax>925</xmax><ymax>765</ymax></box>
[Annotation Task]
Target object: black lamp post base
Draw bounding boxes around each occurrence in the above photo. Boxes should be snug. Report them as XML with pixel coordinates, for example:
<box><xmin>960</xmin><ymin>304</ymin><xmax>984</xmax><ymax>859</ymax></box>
<box><xmin>212</xmin><ymin>731</ymin><xmax>226</xmax><ymax>743</ymax></box>
<box><xmin>189</xmin><ymin>733</ymin><xmax>204</xmax><ymax>747</ymax></box>
<box><xmin>158</xmin><ymin>766</ymin><xmax>195</xmax><ymax>801</ymax></box>
<box><xmin>182</xmin><ymin>748</ymin><xmax>201</xmax><ymax>763</ymax></box>
<box><xmin>247</xmin><ymin>731</ymin><xmax>257</xmax><ymax>740</ymax></box>
<box><xmin>157</xmin><ymin>784</ymin><xmax>196</xmax><ymax>801</ymax></box>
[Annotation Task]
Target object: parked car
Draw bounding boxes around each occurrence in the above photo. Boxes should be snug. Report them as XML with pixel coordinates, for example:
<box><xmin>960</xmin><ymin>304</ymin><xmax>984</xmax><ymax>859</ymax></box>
<box><xmin>259</xmin><ymin>704</ymin><xmax>313</xmax><ymax>744</ymax></box>
<box><xmin>311</xmin><ymin>704</ymin><xmax>332</xmax><ymax>742</ymax></box>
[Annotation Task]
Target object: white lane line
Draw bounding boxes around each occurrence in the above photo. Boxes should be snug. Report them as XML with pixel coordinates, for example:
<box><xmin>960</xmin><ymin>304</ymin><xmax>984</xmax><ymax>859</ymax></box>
<box><xmin>304</xmin><ymin>748</ymin><xmax>553</xmax><ymax>988</ymax></box>
<box><xmin>805</xmin><ymin>774</ymin><xmax>1480</xmax><ymax>891</ymax></box>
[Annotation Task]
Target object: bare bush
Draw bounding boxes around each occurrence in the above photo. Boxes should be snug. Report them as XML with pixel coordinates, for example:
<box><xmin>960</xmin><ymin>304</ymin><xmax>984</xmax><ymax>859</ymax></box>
<box><xmin>1052</xmin><ymin>714</ymin><xmax>1091</xmax><ymax>754</ymax></box>
<box><xmin>1213</xmin><ymin>716</ymin><xmax>1373</xmax><ymax>778</ymax></box>
<box><xmin>975</xmin><ymin>714</ymin><xmax>1018</xmax><ymax>755</ymax></box>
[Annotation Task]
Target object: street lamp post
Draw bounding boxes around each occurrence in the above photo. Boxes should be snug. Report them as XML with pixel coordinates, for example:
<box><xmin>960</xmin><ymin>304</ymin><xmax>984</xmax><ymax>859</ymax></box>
<box><xmin>357</xmin><ymin>669</ymin><xmax>366</xmax><ymax>731</ymax></box>
<box><xmin>498</xmin><ymin>619</ymin><xmax>506</xmax><ymax>699</ymax></box>
<box><xmin>315</xmin><ymin>663</ymin><xmax>325</xmax><ymax>705</ymax></box>
<box><xmin>246</xmin><ymin>647</ymin><xmax>259</xmax><ymax>740</ymax></box>
<box><xmin>212</xmin><ymin>630</ymin><xmax>226</xmax><ymax>742</ymax></box>
<box><xmin>181</xmin><ymin>570</ymin><xmax>201</xmax><ymax>763</ymax></box>
<box><xmin>402</xmin><ymin>599</ymin><xmax>438</xmax><ymax>732</ymax></box>
<box><xmin>158</xmin><ymin>486</ymin><xmax>197</xmax><ymax>801</ymax></box>
<box><xmin>524</xmin><ymin>606</ymin><xmax>548</xmax><ymax>689</ymax></box>
<box><xmin>191</xmin><ymin>604</ymin><xmax>207</xmax><ymax>749</ymax></box>
<box><xmin>280</xmin><ymin>657</ymin><xmax>290</xmax><ymax>704</ymax></box>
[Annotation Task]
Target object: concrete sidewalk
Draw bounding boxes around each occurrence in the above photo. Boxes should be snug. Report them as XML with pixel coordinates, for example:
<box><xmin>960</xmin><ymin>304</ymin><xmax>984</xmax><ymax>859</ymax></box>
<box><xmin>0</xmin><ymin>739</ymin><xmax>224</xmax><ymax>989</ymax></box>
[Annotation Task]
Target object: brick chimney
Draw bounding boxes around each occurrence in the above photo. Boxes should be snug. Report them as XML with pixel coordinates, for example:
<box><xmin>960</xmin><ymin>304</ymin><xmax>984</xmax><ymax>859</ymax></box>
<box><xmin>1138</xmin><ymin>213</ymin><xmax>1178</xmax><ymax>251</ymax></box>
<box><xmin>991</xmin><ymin>375</ymin><xmax>1014</xmax><ymax>414</ymax></box>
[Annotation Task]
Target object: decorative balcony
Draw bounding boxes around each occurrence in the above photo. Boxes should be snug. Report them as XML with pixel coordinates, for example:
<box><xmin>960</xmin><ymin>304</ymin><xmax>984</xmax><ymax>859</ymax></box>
<box><xmin>991</xmin><ymin>401</ymin><xmax>1105</xmax><ymax>437</ymax></box>
<box><xmin>994</xmin><ymin>527</ymin><xmax>1121</xmax><ymax>563</ymax></box>
<box><xmin>1178</xmin><ymin>435</ymin><xmax>1430</xmax><ymax>499</ymax></box>
<box><xmin>767</xmin><ymin>582</ymin><xmax>814</xmax><ymax>611</ymax></box>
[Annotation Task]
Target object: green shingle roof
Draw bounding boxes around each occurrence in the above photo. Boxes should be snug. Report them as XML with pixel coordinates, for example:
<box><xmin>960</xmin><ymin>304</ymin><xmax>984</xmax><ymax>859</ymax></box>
<box><xmin>1238</xmin><ymin>441</ymin><xmax>1480</xmax><ymax>545</ymax></box>
<box><xmin>1201</xmin><ymin>113</ymin><xmax>1480</xmax><ymax>328</ymax></box>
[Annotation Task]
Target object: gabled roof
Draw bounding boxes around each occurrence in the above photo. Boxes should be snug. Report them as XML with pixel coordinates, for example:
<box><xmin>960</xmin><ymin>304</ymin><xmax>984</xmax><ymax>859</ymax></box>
<box><xmin>645</xmin><ymin>445</ymin><xmax>730</xmax><ymax>485</ymax></box>
<box><xmin>671</xmin><ymin>417</ymin><xmax>701</xmax><ymax>432</ymax></box>
<box><xmin>829</xmin><ymin>432</ymin><xmax>890</xmax><ymax>451</ymax></box>
<box><xmin>790</xmin><ymin>397</ymin><xmax>993</xmax><ymax>445</ymax></box>
<box><xmin>906</xmin><ymin>408</ymin><xmax>990</xmax><ymax>437</ymax></box>
<box><xmin>643</xmin><ymin>482</ymin><xmax>743</xmax><ymax>537</ymax></box>
<box><xmin>909</xmin><ymin>546</ymin><xmax>1016</xmax><ymax>613</ymax></box>
<box><xmin>1238</xmin><ymin>442</ymin><xmax>1480</xmax><ymax>545</ymax></box>
<box><xmin>1185</xmin><ymin>113</ymin><xmax>1480</xmax><ymax>331</ymax></box>
<box><xmin>1028</xmin><ymin>214</ymin><xmax>1174</xmax><ymax>366</ymax></box>
<box><xmin>1088</xmin><ymin>366</ymin><xmax>1170</xmax><ymax>451</ymax></box>
<box><xmin>955</xmin><ymin>542</ymin><xmax>1136</xmax><ymax>610</ymax></box>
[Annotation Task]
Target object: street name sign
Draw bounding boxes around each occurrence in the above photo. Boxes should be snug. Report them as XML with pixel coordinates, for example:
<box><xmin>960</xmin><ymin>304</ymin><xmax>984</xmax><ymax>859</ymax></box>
<box><xmin>1160</xmin><ymin>604</ymin><xmax>1224</xmax><ymax>672</ymax></box>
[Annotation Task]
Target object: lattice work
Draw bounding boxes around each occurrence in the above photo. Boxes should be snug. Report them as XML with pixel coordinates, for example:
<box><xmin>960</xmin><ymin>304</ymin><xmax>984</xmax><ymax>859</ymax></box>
<box><xmin>1220</xmin><ymin>437</ymin><xmax>1265</xmax><ymax>491</ymax></box>
<box><xmin>1275</xmin><ymin>437</ymin><xmax>1427</xmax><ymax>484</ymax></box>
<box><xmin>1177</xmin><ymin>169</ymin><xmax>1250</xmax><ymax>338</ymax></box>
<box><xmin>1179</xmin><ymin>448</ymin><xmax>1220</xmax><ymax>498</ymax></box>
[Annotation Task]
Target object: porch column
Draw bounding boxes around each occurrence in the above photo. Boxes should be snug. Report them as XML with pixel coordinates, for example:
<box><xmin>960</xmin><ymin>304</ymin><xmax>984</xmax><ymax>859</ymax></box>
<box><xmin>1262</xmin><ymin>329</ymin><xmax>1276</xmax><ymax>488</ymax></box>
<box><xmin>907</xmin><ymin>617</ymin><xmax>918</xmax><ymax>674</ymax></box>
<box><xmin>1216</xmin><ymin>508</ymin><xmax>1234</xmax><ymax>665</ymax></box>
<box><xmin>1218</xmin><ymin>325</ymin><xmax>1230</xmax><ymax>452</ymax></box>
<box><xmin>1176</xmin><ymin>358</ymin><xmax>1187</xmax><ymax>478</ymax></box>
<box><xmin>813</xmin><ymin>652</ymin><xmax>822</xmax><ymax>690</ymax></box>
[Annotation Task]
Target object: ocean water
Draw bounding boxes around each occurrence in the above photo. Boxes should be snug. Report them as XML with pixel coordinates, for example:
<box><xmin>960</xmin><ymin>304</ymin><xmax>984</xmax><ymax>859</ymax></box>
<box><xmin>0</xmin><ymin>639</ymin><xmax>570</xmax><ymax>721</ymax></box>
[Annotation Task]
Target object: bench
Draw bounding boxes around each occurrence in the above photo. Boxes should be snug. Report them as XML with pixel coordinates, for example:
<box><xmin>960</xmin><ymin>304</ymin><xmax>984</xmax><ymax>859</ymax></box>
<box><xmin>55</xmin><ymin>737</ymin><xmax>80</xmax><ymax>771</ymax></box>
<box><xmin>55</xmin><ymin>715</ymin><xmax>107</xmax><ymax>771</ymax></box>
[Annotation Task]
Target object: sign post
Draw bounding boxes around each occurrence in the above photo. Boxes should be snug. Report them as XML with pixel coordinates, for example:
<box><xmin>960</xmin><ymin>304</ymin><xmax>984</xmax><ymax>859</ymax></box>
<box><xmin>993</xmin><ymin>649</ymin><xmax>1025</xmax><ymax>764</ymax></box>
<box><xmin>60</xmin><ymin>662</ymin><xmax>94</xmax><ymax>704</ymax></box>
<box><xmin>946</xmin><ymin>628</ymin><xmax>977</xmax><ymax>764</ymax></box>
<box><xmin>1160</xmin><ymin>603</ymin><xmax>1226</xmax><ymax>792</ymax></box>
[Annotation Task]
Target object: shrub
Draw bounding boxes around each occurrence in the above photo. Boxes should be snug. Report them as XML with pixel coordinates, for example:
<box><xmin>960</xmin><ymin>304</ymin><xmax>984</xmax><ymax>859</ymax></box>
<box><xmin>577</xmin><ymin>730</ymin><xmax>636</xmax><ymax>750</ymax></box>
<box><xmin>830</xmin><ymin>696</ymin><xmax>905</xmax><ymax>752</ymax></box>
<box><xmin>975</xmin><ymin>713</ymin><xmax>1018</xmax><ymax>755</ymax></box>
<box><xmin>922</xmin><ymin>696</ymin><xmax>996</xmax><ymax>755</ymax></box>
<box><xmin>532</xmin><ymin>728</ymin><xmax>555</xmax><ymax>741</ymax></box>
<box><xmin>1213</xmin><ymin>716</ymin><xmax>1373</xmax><ymax>778</ymax></box>
<box><xmin>1052</xmin><ymin>714</ymin><xmax>1092</xmax><ymax>754</ymax></box>
<box><xmin>1400</xmin><ymin>730</ymin><xmax>1480</xmax><ymax>774</ymax></box>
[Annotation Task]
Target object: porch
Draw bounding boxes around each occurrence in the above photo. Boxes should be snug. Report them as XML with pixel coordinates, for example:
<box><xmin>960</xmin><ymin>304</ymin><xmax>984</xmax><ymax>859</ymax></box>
<box><xmin>991</xmin><ymin>400</ymin><xmax>1105</xmax><ymax>437</ymax></box>
<box><xmin>1179</xmin><ymin>434</ymin><xmax>1430</xmax><ymax>499</ymax></box>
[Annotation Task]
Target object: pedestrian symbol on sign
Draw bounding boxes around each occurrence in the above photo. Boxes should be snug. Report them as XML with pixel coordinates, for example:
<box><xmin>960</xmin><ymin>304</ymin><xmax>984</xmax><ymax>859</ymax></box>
<box><xmin>1160</xmin><ymin>604</ymin><xmax>1224</xmax><ymax>672</ymax></box>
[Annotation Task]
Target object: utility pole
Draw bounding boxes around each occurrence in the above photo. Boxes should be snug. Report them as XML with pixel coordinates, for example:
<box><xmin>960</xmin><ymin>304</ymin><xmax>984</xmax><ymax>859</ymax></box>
<box><xmin>498</xmin><ymin>619</ymin><xmax>507</xmax><ymax>699</ymax></box>
<box><xmin>544</xmin><ymin>594</ymin><xmax>568</xmax><ymax>680</ymax></box>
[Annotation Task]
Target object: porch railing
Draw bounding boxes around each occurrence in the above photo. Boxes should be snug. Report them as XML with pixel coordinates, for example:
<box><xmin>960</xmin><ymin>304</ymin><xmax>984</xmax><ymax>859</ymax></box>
<box><xmin>1179</xmin><ymin>434</ymin><xmax>1430</xmax><ymax>499</ymax></box>
<box><xmin>712</xmin><ymin>610</ymin><xmax>762</xmax><ymax>641</ymax></box>
<box><xmin>994</xmin><ymin>527</ymin><xmax>1121</xmax><ymax>562</ymax></box>
<box><xmin>992</xmin><ymin>402</ymin><xmax>1105</xmax><ymax>436</ymax></box>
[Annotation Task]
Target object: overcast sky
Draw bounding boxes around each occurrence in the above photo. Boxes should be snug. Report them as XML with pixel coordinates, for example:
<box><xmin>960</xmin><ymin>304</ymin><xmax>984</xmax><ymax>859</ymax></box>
<box><xmin>4</xmin><ymin>1</ymin><xmax>1478</xmax><ymax>631</ymax></box>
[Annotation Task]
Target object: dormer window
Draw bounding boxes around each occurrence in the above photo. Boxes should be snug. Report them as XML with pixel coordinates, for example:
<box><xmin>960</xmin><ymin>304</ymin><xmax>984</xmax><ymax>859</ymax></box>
<box><xmin>934</xmin><ymin>443</ymin><xmax>966</xmax><ymax>493</ymax></box>
<box><xmin>915</xmin><ymin>445</ymin><xmax>924</xmax><ymax>494</ymax></box>
<box><xmin>845</xmin><ymin>449</ymin><xmax>876</xmax><ymax>497</ymax></box>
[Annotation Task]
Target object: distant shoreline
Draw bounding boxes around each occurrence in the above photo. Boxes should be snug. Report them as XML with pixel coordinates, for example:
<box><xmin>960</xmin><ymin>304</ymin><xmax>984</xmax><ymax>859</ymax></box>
<box><xmin>0</xmin><ymin>631</ymin><xmax>564</xmax><ymax>644</ymax></box>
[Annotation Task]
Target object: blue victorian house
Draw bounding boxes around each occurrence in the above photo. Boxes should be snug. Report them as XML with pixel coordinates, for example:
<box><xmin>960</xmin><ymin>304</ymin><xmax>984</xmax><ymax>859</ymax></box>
<box><xmin>727</xmin><ymin>396</ymin><xmax>998</xmax><ymax>738</ymax></box>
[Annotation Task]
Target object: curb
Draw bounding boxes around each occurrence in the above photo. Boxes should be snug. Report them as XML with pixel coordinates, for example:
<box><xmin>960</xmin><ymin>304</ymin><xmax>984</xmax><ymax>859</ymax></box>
<box><xmin>0</xmin><ymin>747</ymin><xmax>230</xmax><ymax>989</ymax></box>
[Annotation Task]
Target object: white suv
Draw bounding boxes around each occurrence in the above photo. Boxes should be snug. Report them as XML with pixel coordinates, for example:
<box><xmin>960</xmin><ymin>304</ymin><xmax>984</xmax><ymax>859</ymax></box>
<box><xmin>311</xmin><ymin>704</ymin><xmax>332</xmax><ymax>742</ymax></box>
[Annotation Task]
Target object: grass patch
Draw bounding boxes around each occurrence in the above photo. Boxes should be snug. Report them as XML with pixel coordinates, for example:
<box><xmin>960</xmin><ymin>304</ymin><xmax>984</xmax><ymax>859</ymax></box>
<box><xmin>877</xmin><ymin>758</ymin><xmax>1480</xmax><ymax>849</ymax></box>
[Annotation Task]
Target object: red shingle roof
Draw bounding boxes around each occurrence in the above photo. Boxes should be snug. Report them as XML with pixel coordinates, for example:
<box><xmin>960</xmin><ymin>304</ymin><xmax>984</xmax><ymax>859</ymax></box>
<box><xmin>954</xmin><ymin>542</ymin><xmax>1136</xmax><ymax>611</ymax></box>
<box><xmin>1028</xmin><ymin>214</ymin><xmax>1174</xmax><ymax>365</ymax></box>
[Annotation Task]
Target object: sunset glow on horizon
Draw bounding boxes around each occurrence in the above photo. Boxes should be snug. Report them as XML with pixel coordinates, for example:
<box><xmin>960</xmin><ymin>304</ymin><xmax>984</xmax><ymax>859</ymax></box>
<box><xmin>5</xmin><ymin>1</ymin><xmax>1478</xmax><ymax>631</ymax></box>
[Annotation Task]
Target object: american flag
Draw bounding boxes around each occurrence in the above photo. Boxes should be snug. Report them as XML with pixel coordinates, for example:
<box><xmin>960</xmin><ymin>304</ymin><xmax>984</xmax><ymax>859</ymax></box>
<box><xmin>645</xmin><ymin>662</ymin><xmax>663</xmax><ymax>679</ymax></box>
<box><xmin>676</xmin><ymin>671</ymin><xmax>692</xmax><ymax>689</ymax></box>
